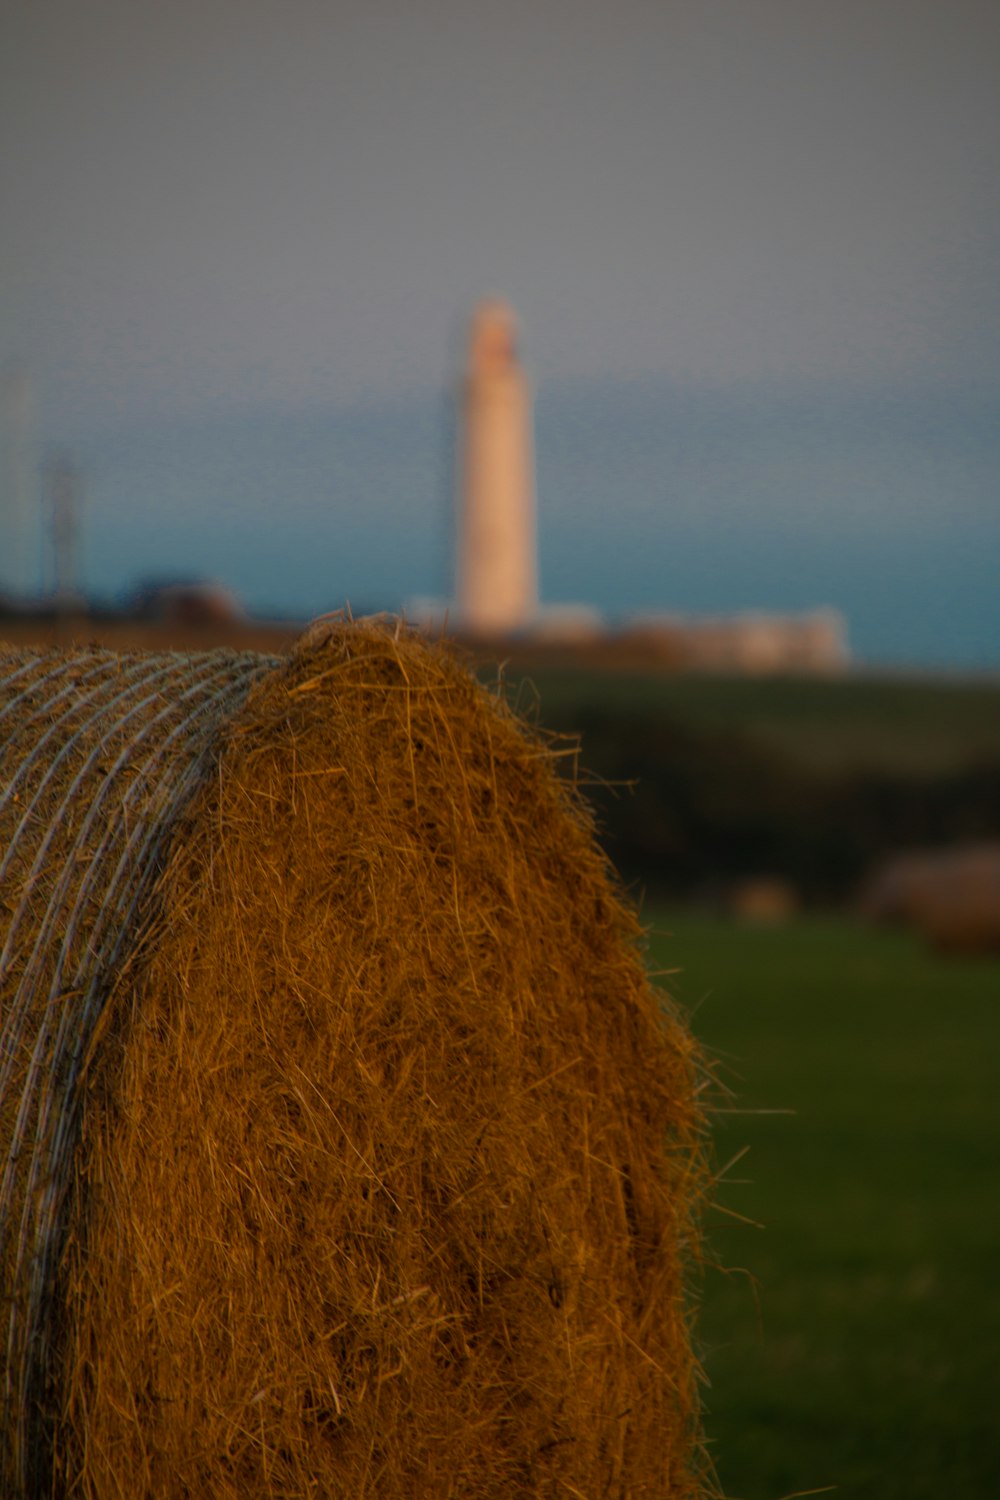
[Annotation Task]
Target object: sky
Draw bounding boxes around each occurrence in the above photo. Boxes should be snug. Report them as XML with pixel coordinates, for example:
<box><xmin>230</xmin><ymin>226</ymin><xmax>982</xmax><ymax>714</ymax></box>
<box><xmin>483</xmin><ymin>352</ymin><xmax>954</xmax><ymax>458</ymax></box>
<box><xmin>1</xmin><ymin>0</ymin><xmax>998</xmax><ymax>666</ymax></box>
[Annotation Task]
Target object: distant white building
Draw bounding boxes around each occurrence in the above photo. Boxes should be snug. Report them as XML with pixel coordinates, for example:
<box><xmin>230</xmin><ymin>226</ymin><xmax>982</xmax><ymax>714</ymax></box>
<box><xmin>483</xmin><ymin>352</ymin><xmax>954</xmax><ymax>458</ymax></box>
<box><xmin>622</xmin><ymin>607</ymin><xmax>850</xmax><ymax>673</ymax></box>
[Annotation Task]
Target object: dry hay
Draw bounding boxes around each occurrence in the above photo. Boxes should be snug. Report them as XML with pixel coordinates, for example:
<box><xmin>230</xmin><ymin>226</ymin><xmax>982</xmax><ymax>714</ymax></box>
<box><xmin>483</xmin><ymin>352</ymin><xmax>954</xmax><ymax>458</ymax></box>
<box><xmin>2</xmin><ymin>619</ymin><xmax>710</xmax><ymax>1497</ymax></box>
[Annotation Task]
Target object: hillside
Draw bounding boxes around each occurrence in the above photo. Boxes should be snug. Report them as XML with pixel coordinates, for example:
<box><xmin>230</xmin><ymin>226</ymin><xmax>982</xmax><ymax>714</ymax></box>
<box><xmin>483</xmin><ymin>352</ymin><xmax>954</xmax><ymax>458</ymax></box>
<box><xmin>487</xmin><ymin>663</ymin><xmax>1000</xmax><ymax>902</ymax></box>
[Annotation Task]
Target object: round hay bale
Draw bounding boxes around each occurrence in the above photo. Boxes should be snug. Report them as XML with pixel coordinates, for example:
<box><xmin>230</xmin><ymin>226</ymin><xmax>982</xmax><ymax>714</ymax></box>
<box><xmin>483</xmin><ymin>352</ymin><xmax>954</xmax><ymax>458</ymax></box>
<box><xmin>1</xmin><ymin>621</ymin><xmax>709</xmax><ymax>1498</ymax></box>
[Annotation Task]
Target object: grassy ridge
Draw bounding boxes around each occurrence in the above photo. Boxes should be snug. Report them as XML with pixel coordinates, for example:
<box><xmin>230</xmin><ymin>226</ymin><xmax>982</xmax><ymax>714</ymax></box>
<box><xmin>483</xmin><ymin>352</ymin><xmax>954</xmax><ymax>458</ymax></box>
<box><xmin>644</xmin><ymin>909</ymin><xmax>1000</xmax><ymax>1499</ymax></box>
<box><xmin>503</xmin><ymin>666</ymin><xmax>1000</xmax><ymax>776</ymax></box>
<box><xmin>492</xmin><ymin>667</ymin><xmax>1000</xmax><ymax>901</ymax></box>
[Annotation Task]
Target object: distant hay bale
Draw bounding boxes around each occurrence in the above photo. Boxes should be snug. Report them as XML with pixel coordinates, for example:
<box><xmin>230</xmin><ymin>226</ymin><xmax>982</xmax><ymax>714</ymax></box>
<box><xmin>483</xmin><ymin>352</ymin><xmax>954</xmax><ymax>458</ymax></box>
<box><xmin>1</xmin><ymin>619</ymin><xmax>709</xmax><ymax>1498</ymax></box>
<box><xmin>860</xmin><ymin>844</ymin><xmax>1000</xmax><ymax>954</ymax></box>
<box><xmin>728</xmin><ymin>877</ymin><xmax>799</xmax><ymax>926</ymax></box>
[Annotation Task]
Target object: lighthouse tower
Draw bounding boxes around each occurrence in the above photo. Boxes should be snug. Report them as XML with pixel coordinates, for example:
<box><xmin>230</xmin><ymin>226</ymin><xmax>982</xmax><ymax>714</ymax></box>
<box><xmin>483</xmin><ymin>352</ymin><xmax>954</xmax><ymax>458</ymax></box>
<box><xmin>457</xmin><ymin>300</ymin><xmax>537</xmax><ymax>635</ymax></box>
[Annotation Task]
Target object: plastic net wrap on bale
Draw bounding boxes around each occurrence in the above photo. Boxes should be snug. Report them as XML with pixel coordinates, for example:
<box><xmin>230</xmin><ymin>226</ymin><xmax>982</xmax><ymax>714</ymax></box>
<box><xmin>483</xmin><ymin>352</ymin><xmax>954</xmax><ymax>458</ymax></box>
<box><xmin>1</xmin><ymin>620</ymin><xmax>710</xmax><ymax>1499</ymax></box>
<box><xmin>0</xmin><ymin>644</ymin><xmax>277</xmax><ymax>1493</ymax></box>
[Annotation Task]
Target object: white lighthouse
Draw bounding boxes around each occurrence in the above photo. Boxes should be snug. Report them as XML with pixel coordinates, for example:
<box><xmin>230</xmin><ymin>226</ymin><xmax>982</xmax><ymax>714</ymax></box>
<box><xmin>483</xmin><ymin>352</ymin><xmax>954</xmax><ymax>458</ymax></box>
<box><xmin>456</xmin><ymin>300</ymin><xmax>538</xmax><ymax>635</ymax></box>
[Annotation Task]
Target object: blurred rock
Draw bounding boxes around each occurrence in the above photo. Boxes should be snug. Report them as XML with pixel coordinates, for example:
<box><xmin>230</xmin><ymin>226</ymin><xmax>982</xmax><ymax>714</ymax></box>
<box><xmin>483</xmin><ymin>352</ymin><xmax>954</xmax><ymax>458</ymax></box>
<box><xmin>131</xmin><ymin>579</ymin><xmax>247</xmax><ymax>626</ymax></box>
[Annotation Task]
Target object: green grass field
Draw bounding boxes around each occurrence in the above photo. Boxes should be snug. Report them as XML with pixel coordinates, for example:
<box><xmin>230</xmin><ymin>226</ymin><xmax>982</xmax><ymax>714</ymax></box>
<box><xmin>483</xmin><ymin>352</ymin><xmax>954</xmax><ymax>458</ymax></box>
<box><xmin>642</xmin><ymin>907</ymin><xmax>1000</xmax><ymax>1500</ymax></box>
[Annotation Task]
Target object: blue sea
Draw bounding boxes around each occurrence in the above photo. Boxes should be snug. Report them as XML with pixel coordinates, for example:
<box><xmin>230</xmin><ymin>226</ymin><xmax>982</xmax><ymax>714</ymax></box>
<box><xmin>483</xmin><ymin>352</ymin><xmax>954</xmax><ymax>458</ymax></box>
<box><xmin>61</xmin><ymin>375</ymin><xmax>1000</xmax><ymax>671</ymax></box>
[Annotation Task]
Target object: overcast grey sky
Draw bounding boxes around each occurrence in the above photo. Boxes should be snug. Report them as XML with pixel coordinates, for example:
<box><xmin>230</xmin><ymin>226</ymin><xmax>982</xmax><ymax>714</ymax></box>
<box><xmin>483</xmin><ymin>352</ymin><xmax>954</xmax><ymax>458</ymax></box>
<box><xmin>2</xmin><ymin>0</ymin><xmax>999</xmax><ymax>661</ymax></box>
